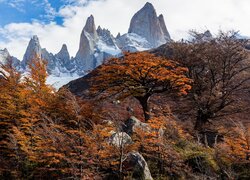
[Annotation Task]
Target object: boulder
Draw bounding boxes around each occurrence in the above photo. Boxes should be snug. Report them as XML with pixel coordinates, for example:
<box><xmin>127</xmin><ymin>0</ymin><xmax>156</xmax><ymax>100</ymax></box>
<box><xmin>123</xmin><ymin>116</ymin><xmax>151</xmax><ymax>135</ymax></box>
<box><xmin>109</xmin><ymin>132</ymin><xmax>132</xmax><ymax>147</ymax></box>
<box><xmin>124</xmin><ymin>151</ymin><xmax>153</xmax><ymax>180</ymax></box>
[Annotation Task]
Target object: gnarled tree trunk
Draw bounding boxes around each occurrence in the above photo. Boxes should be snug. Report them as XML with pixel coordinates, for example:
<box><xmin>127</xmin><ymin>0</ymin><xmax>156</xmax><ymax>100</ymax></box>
<box><xmin>135</xmin><ymin>95</ymin><xmax>151</xmax><ymax>122</ymax></box>
<box><xmin>194</xmin><ymin>108</ymin><xmax>210</xmax><ymax>130</ymax></box>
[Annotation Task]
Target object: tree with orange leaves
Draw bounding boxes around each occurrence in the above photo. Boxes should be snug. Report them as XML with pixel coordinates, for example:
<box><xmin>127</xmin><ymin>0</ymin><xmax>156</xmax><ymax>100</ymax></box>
<box><xmin>91</xmin><ymin>52</ymin><xmax>192</xmax><ymax>121</ymax></box>
<box><xmin>0</xmin><ymin>57</ymin><xmax>26</xmax><ymax>177</ymax></box>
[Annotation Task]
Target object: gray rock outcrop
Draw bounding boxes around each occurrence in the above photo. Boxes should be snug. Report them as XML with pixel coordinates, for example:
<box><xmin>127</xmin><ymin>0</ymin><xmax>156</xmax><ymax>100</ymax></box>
<box><xmin>191</xmin><ymin>30</ymin><xmax>213</xmax><ymax>42</ymax></box>
<box><xmin>109</xmin><ymin>132</ymin><xmax>133</xmax><ymax>147</ymax></box>
<box><xmin>124</xmin><ymin>151</ymin><xmax>153</xmax><ymax>180</ymax></box>
<box><xmin>123</xmin><ymin>116</ymin><xmax>151</xmax><ymax>135</ymax></box>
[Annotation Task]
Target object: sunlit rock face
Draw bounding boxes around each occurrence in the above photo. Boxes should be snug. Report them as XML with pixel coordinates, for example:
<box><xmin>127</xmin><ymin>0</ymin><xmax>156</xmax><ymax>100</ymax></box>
<box><xmin>128</xmin><ymin>2</ymin><xmax>171</xmax><ymax>48</ymax></box>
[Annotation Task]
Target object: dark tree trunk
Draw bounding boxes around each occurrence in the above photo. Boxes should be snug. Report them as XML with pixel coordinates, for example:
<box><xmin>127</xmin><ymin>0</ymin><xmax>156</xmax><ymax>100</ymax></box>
<box><xmin>135</xmin><ymin>95</ymin><xmax>151</xmax><ymax>122</ymax></box>
<box><xmin>194</xmin><ymin>108</ymin><xmax>210</xmax><ymax>131</ymax></box>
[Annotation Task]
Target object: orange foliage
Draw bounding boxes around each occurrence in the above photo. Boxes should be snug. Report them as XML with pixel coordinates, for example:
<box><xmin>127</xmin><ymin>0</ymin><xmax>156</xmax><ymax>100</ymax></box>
<box><xmin>91</xmin><ymin>52</ymin><xmax>191</xmax><ymax>98</ymax></box>
<box><xmin>91</xmin><ymin>52</ymin><xmax>192</xmax><ymax>121</ymax></box>
<box><xmin>222</xmin><ymin>122</ymin><xmax>250</xmax><ymax>161</ymax></box>
<box><xmin>133</xmin><ymin>116</ymin><xmax>187</xmax><ymax>176</ymax></box>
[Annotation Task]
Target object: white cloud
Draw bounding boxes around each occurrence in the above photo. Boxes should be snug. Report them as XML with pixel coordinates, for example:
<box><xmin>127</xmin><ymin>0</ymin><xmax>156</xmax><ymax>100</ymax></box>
<box><xmin>7</xmin><ymin>0</ymin><xmax>26</xmax><ymax>12</ymax></box>
<box><xmin>40</xmin><ymin>0</ymin><xmax>57</xmax><ymax>21</ymax></box>
<box><xmin>1</xmin><ymin>0</ymin><xmax>250</xmax><ymax>60</ymax></box>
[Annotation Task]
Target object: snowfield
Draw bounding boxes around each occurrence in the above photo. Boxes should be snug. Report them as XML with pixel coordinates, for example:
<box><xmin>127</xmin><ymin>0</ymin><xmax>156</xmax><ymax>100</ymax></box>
<box><xmin>46</xmin><ymin>73</ymin><xmax>80</xmax><ymax>90</ymax></box>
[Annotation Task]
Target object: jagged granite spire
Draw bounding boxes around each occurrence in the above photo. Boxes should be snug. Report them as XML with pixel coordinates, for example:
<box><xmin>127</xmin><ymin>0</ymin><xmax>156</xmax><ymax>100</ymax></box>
<box><xmin>158</xmin><ymin>14</ymin><xmax>171</xmax><ymax>41</ymax></box>
<box><xmin>55</xmin><ymin>44</ymin><xmax>75</xmax><ymax>72</ymax></box>
<box><xmin>56</xmin><ymin>44</ymin><xmax>70</xmax><ymax>64</ymax></box>
<box><xmin>21</xmin><ymin>35</ymin><xmax>62</xmax><ymax>73</ymax></box>
<box><xmin>75</xmin><ymin>15</ymin><xmax>98</xmax><ymax>71</ymax></box>
<box><xmin>128</xmin><ymin>2</ymin><xmax>170</xmax><ymax>47</ymax></box>
<box><xmin>83</xmin><ymin>15</ymin><xmax>98</xmax><ymax>40</ymax></box>
<box><xmin>116</xmin><ymin>32</ymin><xmax>121</xmax><ymax>39</ymax></box>
<box><xmin>97</xmin><ymin>26</ymin><xmax>116</xmax><ymax>47</ymax></box>
<box><xmin>22</xmin><ymin>35</ymin><xmax>42</xmax><ymax>68</ymax></box>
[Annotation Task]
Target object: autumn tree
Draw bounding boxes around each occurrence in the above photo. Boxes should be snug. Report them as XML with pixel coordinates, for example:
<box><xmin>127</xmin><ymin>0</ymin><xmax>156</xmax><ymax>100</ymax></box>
<box><xmin>221</xmin><ymin>121</ymin><xmax>250</xmax><ymax>161</ymax></box>
<box><xmin>161</xmin><ymin>31</ymin><xmax>250</xmax><ymax>130</ymax></box>
<box><xmin>0</xmin><ymin>58</ymin><xmax>26</xmax><ymax>177</ymax></box>
<box><xmin>90</xmin><ymin>52</ymin><xmax>191</xmax><ymax>121</ymax></box>
<box><xmin>0</xmin><ymin>56</ymin><xmax>57</xmax><ymax>178</ymax></box>
<box><xmin>14</xmin><ymin>58</ymin><xmax>54</xmax><ymax>162</ymax></box>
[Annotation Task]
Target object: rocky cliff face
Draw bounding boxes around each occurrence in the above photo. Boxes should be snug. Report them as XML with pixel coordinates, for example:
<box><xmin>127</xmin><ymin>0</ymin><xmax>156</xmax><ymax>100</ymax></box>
<box><xmin>97</xmin><ymin>26</ymin><xmax>116</xmax><ymax>48</ymax></box>
<box><xmin>22</xmin><ymin>35</ymin><xmax>42</xmax><ymax>68</ymax></box>
<box><xmin>128</xmin><ymin>2</ymin><xmax>170</xmax><ymax>48</ymax></box>
<box><xmin>75</xmin><ymin>15</ymin><xmax>98</xmax><ymax>72</ymax></box>
<box><xmin>158</xmin><ymin>14</ymin><xmax>171</xmax><ymax>41</ymax></box>
<box><xmin>75</xmin><ymin>15</ymin><xmax>121</xmax><ymax>73</ymax></box>
<box><xmin>41</xmin><ymin>48</ymin><xmax>57</xmax><ymax>74</ymax></box>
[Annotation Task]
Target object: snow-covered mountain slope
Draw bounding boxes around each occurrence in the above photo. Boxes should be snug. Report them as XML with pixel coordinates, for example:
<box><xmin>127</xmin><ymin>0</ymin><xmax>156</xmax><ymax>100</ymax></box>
<box><xmin>116</xmin><ymin>33</ymin><xmax>151</xmax><ymax>52</ymax></box>
<box><xmin>46</xmin><ymin>73</ymin><xmax>80</xmax><ymax>90</ymax></box>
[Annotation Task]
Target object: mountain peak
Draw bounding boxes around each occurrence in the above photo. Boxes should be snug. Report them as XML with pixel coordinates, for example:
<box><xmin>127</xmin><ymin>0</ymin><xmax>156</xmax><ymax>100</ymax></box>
<box><xmin>143</xmin><ymin>2</ymin><xmax>155</xmax><ymax>11</ymax></box>
<box><xmin>83</xmin><ymin>15</ymin><xmax>97</xmax><ymax>38</ymax></box>
<box><xmin>116</xmin><ymin>32</ymin><xmax>121</xmax><ymax>39</ymax></box>
<box><xmin>55</xmin><ymin>44</ymin><xmax>70</xmax><ymax>68</ymax></box>
<box><xmin>97</xmin><ymin>25</ymin><xmax>102</xmax><ymax>31</ymax></box>
<box><xmin>158</xmin><ymin>14</ymin><xmax>171</xmax><ymax>40</ymax></box>
<box><xmin>3</xmin><ymin>48</ymin><xmax>8</xmax><ymax>52</ymax></box>
<box><xmin>22</xmin><ymin>35</ymin><xmax>42</xmax><ymax>67</ymax></box>
<box><xmin>61</xmin><ymin>44</ymin><xmax>68</xmax><ymax>51</ymax></box>
<box><xmin>75</xmin><ymin>15</ymin><xmax>98</xmax><ymax>71</ymax></box>
<box><xmin>32</xmin><ymin>35</ymin><xmax>39</xmax><ymax>41</ymax></box>
<box><xmin>57</xmin><ymin>44</ymin><xmax>69</xmax><ymax>56</ymax></box>
<box><xmin>128</xmin><ymin>2</ymin><xmax>170</xmax><ymax>47</ymax></box>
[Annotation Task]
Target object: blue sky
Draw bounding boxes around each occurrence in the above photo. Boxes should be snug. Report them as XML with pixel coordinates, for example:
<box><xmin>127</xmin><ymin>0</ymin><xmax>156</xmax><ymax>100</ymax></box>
<box><xmin>0</xmin><ymin>0</ymin><xmax>71</xmax><ymax>26</ymax></box>
<box><xmin>0</xmin><ymin>0</ymin><xmax>250</xmax><ymax>59</ymax></box>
